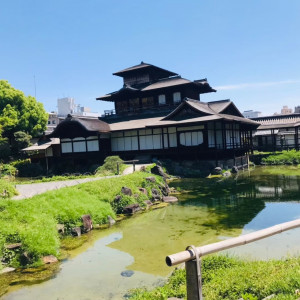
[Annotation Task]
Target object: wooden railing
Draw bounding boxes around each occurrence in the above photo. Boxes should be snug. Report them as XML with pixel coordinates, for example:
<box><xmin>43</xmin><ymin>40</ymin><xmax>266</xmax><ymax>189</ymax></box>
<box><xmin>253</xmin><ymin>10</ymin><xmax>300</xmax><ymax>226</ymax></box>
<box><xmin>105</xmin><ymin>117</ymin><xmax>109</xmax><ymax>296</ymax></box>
<box><xmin>116</xmin><ymin>160</ymin><xmax>139</xmax><ymax>175</ymax></box>
<box><xmin>165</xmin><ymin>218</ymin><xmax>300</xmax><ymax>300</ymax></box>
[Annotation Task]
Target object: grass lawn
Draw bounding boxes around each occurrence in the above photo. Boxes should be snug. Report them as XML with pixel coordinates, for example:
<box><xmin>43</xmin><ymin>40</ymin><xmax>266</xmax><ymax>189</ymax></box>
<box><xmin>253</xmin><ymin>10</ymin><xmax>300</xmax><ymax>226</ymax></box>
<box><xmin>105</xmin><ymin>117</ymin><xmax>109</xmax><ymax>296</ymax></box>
<box><xmin>130</xmin><ymin>255</ymin><xmax>300</xmax><ymax>300</ymax></box>
<box><xmin>0</xmin><ymin>172</ymin><xmax>164</xmax><ymax>267</ymax></box>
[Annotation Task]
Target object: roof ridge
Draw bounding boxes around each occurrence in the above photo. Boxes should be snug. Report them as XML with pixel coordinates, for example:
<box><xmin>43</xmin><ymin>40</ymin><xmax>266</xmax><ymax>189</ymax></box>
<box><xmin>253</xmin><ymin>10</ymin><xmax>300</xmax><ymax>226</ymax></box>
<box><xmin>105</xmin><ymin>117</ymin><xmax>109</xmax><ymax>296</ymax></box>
<box><xmin>207</xmin><ymin>99</ymin><xmax>231</xmax><ymax>103</ymax></box>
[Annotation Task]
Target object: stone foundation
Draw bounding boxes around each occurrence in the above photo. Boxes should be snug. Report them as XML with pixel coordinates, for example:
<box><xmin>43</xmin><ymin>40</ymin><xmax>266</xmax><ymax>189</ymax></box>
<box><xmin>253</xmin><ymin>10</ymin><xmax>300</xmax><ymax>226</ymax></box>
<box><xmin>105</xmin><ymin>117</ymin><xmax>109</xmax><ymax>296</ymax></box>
<box><xmin>161</xmin><ymin>155</ymin><xmax>249</xmax><ymax>177</ymax></box>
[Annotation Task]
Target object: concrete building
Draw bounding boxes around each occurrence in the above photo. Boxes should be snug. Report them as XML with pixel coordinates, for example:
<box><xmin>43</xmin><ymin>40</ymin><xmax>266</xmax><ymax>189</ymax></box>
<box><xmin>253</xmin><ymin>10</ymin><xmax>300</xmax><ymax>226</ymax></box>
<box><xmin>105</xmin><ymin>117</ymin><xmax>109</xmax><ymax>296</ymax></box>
<box><xmin>57</xmin><ymin>97</ymin><xmax>99</xmax><ymax>117</ymax></box>
<box><xmin>294</xmin><ymin>106</ymin><xmax>300</xmax><ymax>113</ymax></box>
<box><xmin>57</xmin><ymin>97</ymin><xmax>76</xmax><ymax>116</ymax></box>
<box><xmin>281</xmin><ymin>105</ymin><xmax>293</xmax><ymax>115</ymax></box>
<box><xmin>242</xmin><ymin>110</ymin><xmax>262</xmax><ymax>119</ymax></box>
<box><xmin>45</xmin><ymin>112</ymin><xmax>60</xmax><ymax>135</ymax></box>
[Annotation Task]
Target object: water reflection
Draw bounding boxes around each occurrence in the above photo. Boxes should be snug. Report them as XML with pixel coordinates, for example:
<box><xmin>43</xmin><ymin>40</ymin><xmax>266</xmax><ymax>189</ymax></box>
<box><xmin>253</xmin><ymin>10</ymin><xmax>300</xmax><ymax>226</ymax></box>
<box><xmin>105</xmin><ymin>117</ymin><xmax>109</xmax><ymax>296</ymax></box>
<box><xmin>2</xmin><ymin>167</ymin><xmax>300</xmax><ymax>299</ymax></box>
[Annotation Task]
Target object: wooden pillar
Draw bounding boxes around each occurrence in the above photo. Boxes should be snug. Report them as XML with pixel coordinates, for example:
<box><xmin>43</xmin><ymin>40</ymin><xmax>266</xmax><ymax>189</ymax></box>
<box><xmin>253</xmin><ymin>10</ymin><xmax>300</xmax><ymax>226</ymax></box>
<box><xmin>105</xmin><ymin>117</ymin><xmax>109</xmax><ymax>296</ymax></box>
<box><xmin>213</xmin><ymin>121</ymin><xmax>217</xmax><ymax>148</ymax></box>
<box><xmin>222</xmin><ymin>121</ymin><xmax>226</xmax><ymax>150</ymax></box>
<box><xmin>295</xmin><ymin>126</ymin><xmax>299</xmax><ymax>150</ymax></box>
<box><xmin>186</xmin><ymin>259</ymin><xmax>202</xmax><ymax>300</ymax></box>
<box><xmin>137</xmin><ymin>130</ymin><xmax>140</xmax><ymax>151</ymax></box>
<box><xmin>231</xmin><ymin>123</ymin><xmax>235</xmax><ymax>149</ymax></box>
<box><xmin>250</xmin><ymin>130</ymin><xmax>253</xmax><ymax>154</ymax></box>
<box><xmin>271</xmin><ymin>129</ymin><xmax>276</xmax><ymax>152</ymax></box>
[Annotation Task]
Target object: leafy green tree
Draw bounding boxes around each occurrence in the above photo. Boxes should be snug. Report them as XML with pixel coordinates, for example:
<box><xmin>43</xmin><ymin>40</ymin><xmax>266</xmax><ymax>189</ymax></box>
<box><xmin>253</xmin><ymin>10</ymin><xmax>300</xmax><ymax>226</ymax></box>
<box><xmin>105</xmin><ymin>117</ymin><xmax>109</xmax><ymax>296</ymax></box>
<box><xmin>11</xmin><ymin>131</ymin><xmax>32</xmax><ymax>155</ymax></box>
<box><xmin>0</xmin><ymin>80</ymin><xmax>48</xmax><ymax>139</ymax></box>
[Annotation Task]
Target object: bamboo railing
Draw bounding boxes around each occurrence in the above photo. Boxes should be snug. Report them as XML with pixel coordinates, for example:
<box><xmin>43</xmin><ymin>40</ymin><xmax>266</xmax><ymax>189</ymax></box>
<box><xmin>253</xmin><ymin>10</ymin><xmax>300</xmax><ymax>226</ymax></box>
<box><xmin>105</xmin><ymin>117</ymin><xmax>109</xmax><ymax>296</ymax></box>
<box><xmin>165</xmin><ymin>218</ymin><xmax>300</xmax><ymax>300</ymax></box>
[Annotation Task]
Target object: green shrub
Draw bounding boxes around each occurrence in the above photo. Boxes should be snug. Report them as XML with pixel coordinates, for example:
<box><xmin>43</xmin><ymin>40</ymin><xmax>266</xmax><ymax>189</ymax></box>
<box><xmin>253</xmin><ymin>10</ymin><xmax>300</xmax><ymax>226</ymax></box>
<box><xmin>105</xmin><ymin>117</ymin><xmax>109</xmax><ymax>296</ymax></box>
<box><xmin>11</xmin><ymin>131</ymin><xmax>32</xmax><ymax>155</ymax></box>
<box><xmin>262</xmin><ymin>150</ymin><xmax>300</xmax><ymax>165</ymax></box>
<box><xmin>0</xmin><ymin>179</ymin><xmax>18</xmax><ymax>198</ymax></box>
<box><xmin>0</xmin><ymin>163</ymin><xmax>17</xmax><ymax>177</ymax></box>
<box><xmin>95</xmin><ymin>156</ymin><xmax>124</xmax><ymax>175</ymax></box>
<box><xmin>14</xmin><ymin>159</ymin><xmax>44</xmax><ymax>177</ymax></box>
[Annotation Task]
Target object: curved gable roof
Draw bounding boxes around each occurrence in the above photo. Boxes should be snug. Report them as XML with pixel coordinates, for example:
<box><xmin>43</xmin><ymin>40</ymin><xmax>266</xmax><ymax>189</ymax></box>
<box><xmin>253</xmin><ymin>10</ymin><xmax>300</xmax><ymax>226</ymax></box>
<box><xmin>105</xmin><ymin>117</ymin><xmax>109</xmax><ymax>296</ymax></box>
<box><xmin>47</xmin><ymin>115</ymin><xmax>110</xmax><ymax>139</ymax></box>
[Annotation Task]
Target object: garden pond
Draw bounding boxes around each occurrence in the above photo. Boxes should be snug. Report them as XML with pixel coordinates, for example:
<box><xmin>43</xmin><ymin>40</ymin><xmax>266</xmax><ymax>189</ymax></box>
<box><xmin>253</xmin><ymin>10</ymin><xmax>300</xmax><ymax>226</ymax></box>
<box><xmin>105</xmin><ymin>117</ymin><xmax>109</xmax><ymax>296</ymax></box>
<box><xmin>2</xmin><ymin>166</ymin><xmax>300</xmax><ymax>300</ymax></box>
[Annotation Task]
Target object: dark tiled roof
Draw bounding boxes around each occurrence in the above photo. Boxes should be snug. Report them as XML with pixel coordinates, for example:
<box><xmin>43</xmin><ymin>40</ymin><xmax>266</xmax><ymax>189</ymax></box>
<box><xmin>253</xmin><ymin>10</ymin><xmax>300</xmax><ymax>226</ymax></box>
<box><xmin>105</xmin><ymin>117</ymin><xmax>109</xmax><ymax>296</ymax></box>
<box><xmin>254</xmin><ymin>114</ymin><xmax>300</xmax><ymax>130</ymax></box>
<box><xmin>96</xmin><ymin>77</ymin><xmax>215</xmax><ymax>101</ymax></box>
<box><xmin>47</xmin><ymin>115</ymin><xmax>110</xmax><ymax>138</ymax></box>
<box><xmin>208</xmin><ymin>99</ymin><xmax>231</xmax><ymax>113</ymax></box>
<box><xmin>109</xmin><ymin>117</ymin><xmax>163</xmax><ymax>131</ymax></box>
<box><xmin>162</xmin><ymin>99</ymin><xmax>258</xmax><ymax>126</ymax></box>
<box><xmin>109</xmin><ymin>99</ymin><xmax>259</xmax><ymax>131</ymax></box>
<box><xmin>113</xmin><ymin>62</ymin><xmax>178</xmax><ymax>77</ymax></box>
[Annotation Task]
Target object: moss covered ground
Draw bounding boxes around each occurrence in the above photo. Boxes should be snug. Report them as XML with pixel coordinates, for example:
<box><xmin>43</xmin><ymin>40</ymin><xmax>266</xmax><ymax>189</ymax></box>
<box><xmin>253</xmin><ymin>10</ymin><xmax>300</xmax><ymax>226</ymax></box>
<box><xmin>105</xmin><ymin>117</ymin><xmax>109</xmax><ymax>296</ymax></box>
<box><xmin>130</xmin><ymin>255</ymin><xmax>300</xmax><ymax>300</ymax></box>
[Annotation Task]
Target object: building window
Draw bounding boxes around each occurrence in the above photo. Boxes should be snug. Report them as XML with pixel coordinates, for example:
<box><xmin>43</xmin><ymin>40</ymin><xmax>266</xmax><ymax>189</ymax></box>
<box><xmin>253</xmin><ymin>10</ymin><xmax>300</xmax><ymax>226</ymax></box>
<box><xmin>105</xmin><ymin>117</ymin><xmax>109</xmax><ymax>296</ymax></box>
<box><xmin>111</xmin><ymin>130</ymin><xmax>138</xmax><ymax>152</ymax></box>
<box><xmin>179</xmin><ymin>131</ymin><xmax>203</xmax><ymax>146</ymax></box>
<box><xmin>115</xmin><ymin>100</ymin><xmax>128</xmax><ymax>113</ymax></box>
<box><xmin>173</xmin><ymin>92</ymin><xmax>181</xmax><ymax>104</ymax></box>
<box><xmin>129</xmin><ymin>98</ymin><xmax>140</xmax><ymax>111</ymax></box>
<box><xmin>158</xmin><ymin>94</ymin><xmax>166</xmax><ymax>105</ymax></box>
<box><xmin>52</xmin><ymin>120</ymin><xmax>56</xmax><ymax>124</ymax></box>
<box><xmin>86</xmin><ymin>136</ymin><xmax>100</xmax><ymax>152</ymax></box>
<box><xmin>72</xmin><ymin>137</ymin><xmax>87</xmax><ymax>153</ymax></box>
<box><xmin>48</xmin><ymin>121</ymin><xmax>51</xmax><ymax>125</ymax></box>
<box><xmin>61</xmin><ymin>136</ymin><xmax>99</xmax><ymax>153</ymax></box>
<box><xmin>139</xmin><ymin>128</ymin><xmax>162</xmax><ymax>150</ymax></box>
<box><xmin>142</xmin><ymin>97</ymin><xmax>154</xmax><ymax>109</ymax></box>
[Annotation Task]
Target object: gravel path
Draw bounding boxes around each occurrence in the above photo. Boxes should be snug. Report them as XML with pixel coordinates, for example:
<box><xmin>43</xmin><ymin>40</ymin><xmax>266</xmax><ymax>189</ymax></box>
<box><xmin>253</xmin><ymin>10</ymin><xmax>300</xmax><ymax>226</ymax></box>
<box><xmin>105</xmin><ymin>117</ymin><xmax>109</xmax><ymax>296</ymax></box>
<box><xmin>12</xmin><ymin>175</ymin><xmax>119</xmax><ymax>200</ymax></box>
<box><xmin>12</xmin><ymin>164</ymin><xmax>152</xmax><ymax>200</ymax></box>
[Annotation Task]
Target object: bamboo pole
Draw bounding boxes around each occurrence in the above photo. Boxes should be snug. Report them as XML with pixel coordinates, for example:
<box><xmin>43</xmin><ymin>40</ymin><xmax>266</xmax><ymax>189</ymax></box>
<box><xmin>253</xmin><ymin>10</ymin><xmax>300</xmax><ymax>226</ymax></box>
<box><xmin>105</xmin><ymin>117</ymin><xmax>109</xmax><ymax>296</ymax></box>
<box><xmin>166</xmin><ymin>218</ymin><xmax>300</xmax><ymax>267</ymax></box>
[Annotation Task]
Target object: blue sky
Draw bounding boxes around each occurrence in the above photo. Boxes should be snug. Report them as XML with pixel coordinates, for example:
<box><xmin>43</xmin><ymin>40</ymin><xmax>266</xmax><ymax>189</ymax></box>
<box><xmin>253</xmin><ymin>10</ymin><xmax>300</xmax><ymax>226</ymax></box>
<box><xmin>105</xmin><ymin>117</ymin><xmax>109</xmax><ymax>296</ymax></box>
<box><xmin>1</xmin><ymin>0</ymin><xmax>300</xmax><ymax>115</ymax></box>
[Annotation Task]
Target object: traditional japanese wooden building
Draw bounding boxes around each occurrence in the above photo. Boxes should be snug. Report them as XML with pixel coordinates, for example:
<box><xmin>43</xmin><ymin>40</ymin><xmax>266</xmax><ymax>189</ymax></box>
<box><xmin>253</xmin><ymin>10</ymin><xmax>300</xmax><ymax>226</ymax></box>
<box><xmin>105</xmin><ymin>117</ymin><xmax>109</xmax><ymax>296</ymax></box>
<box><xmin>25</xmin><ymin>62</ymin><xmax>259</xmax><ymax>168</ymax></box>
<box><xmin>252</xmin><ymin>114</ymin><xmax>300</xmax><ymax>151</ymax></box>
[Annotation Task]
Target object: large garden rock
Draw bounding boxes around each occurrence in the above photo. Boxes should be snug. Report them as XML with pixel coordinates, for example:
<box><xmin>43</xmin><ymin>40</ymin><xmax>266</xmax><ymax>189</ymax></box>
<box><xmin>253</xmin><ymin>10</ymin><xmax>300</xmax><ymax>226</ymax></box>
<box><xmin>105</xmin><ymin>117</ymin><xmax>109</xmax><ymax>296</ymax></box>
<box><xmin>222</xmin><ymin>171</ymin><xmax>231</xmax><ymax>177</ymax></box>
<box><xmin>71</xmin><ymin>226</ymin><xmax>81</xmax><ymax>237</ymax></box>
<box><xmin>121</xmin><ymin>187</ymin><xmax>132</xmax><ymax>196</ymax></box>
<box><xmin>121</xmin><ymin>270</ymin><xmax>134</xmax><ymax>277</ymax></box>
<box><xmin>163</xmin><ymin>196</ymin><xmax>178</xmax><ymax>203</ymax></box>
<box><xmin>139</xmin><ymin>166</ymin><xmax>147</xmax><ymax>172</ymax></box>
<box><xmin>57</xmin><ymin>224</ymin><xmax>65</xmax><ymax>234</ymax></box>
<box><xmin>151</xmin><ymin>188</ymin><xmax>161</xmax><ymax>201</ymax></box>
<box><xmin>20</xmin><ymin>252</ymin><xmax>32</xmax><ymax>265</ymax></box>
<box><xmin>151</xmin><ymin>165</ymin><xmax>169</xmax><ymax>179</ymax></box>
<box><xmin>114</xmin><ymin>195</ymin><xmax>122</xmax><ymax>203</ymax></box>
<box><xmin>159</xmin><ymin>184</ymin><xmax>169</xmax><ymax>196</ymax></box>
<box><xmin>144</xmin><ymin>200</ymin><xmax>153</xmax><ymax>208</ymax></box>
<box><xmin>0</xmin><ymin>267</ymin><xmax>15</xmax><ymax>274</ymax></box>
<box><xmin>138</xmin><ymin>187</ymin><xmax>147</xmax><ymax>195</ymax></box>
<box><xmin>5</xmin><ymin>243</ymin><xmax>22</xmax><ymax>250</ymax></box>
<box><xmin>146</xmin><ymin>176</ymin><xmax>156</xmax><ymax>183</ymax></box>
<box><xmin>123</xmin><ymin>204</ymin><xmax>141</xmax><ymax>214</ymax></box>
<box><xmin>212</xmin><ymin>167</ymin><xmax>222</xmax><ymax>175</ymax></box>
<box><xmin>231</xmin><ymin>166</ymin><xmax>239</xmax><ymax>174</ymax></box>
<box><xmin>107</xmin><ymin>215</ymin><xmax>116</xmax><ymax>226</ymax></box>
<box><xmin>82</xmin><ymin>214</ymin><xmax>93</xmax><ymax>232</ymax></box>
<box><xmin>42</xmin><ymin>255</ymin><xmax>58</xmax><ymax>264</ymax></box>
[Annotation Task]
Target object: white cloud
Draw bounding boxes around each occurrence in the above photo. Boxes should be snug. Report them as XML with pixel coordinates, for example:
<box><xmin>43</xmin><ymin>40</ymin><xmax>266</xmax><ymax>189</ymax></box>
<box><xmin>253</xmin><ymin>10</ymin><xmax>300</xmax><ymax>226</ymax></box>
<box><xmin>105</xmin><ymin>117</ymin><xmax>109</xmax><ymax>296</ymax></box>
<box><xmin>216</xmin><ymin>79</ymin><xmax>300</xmax><ymax>90</ymax></box>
